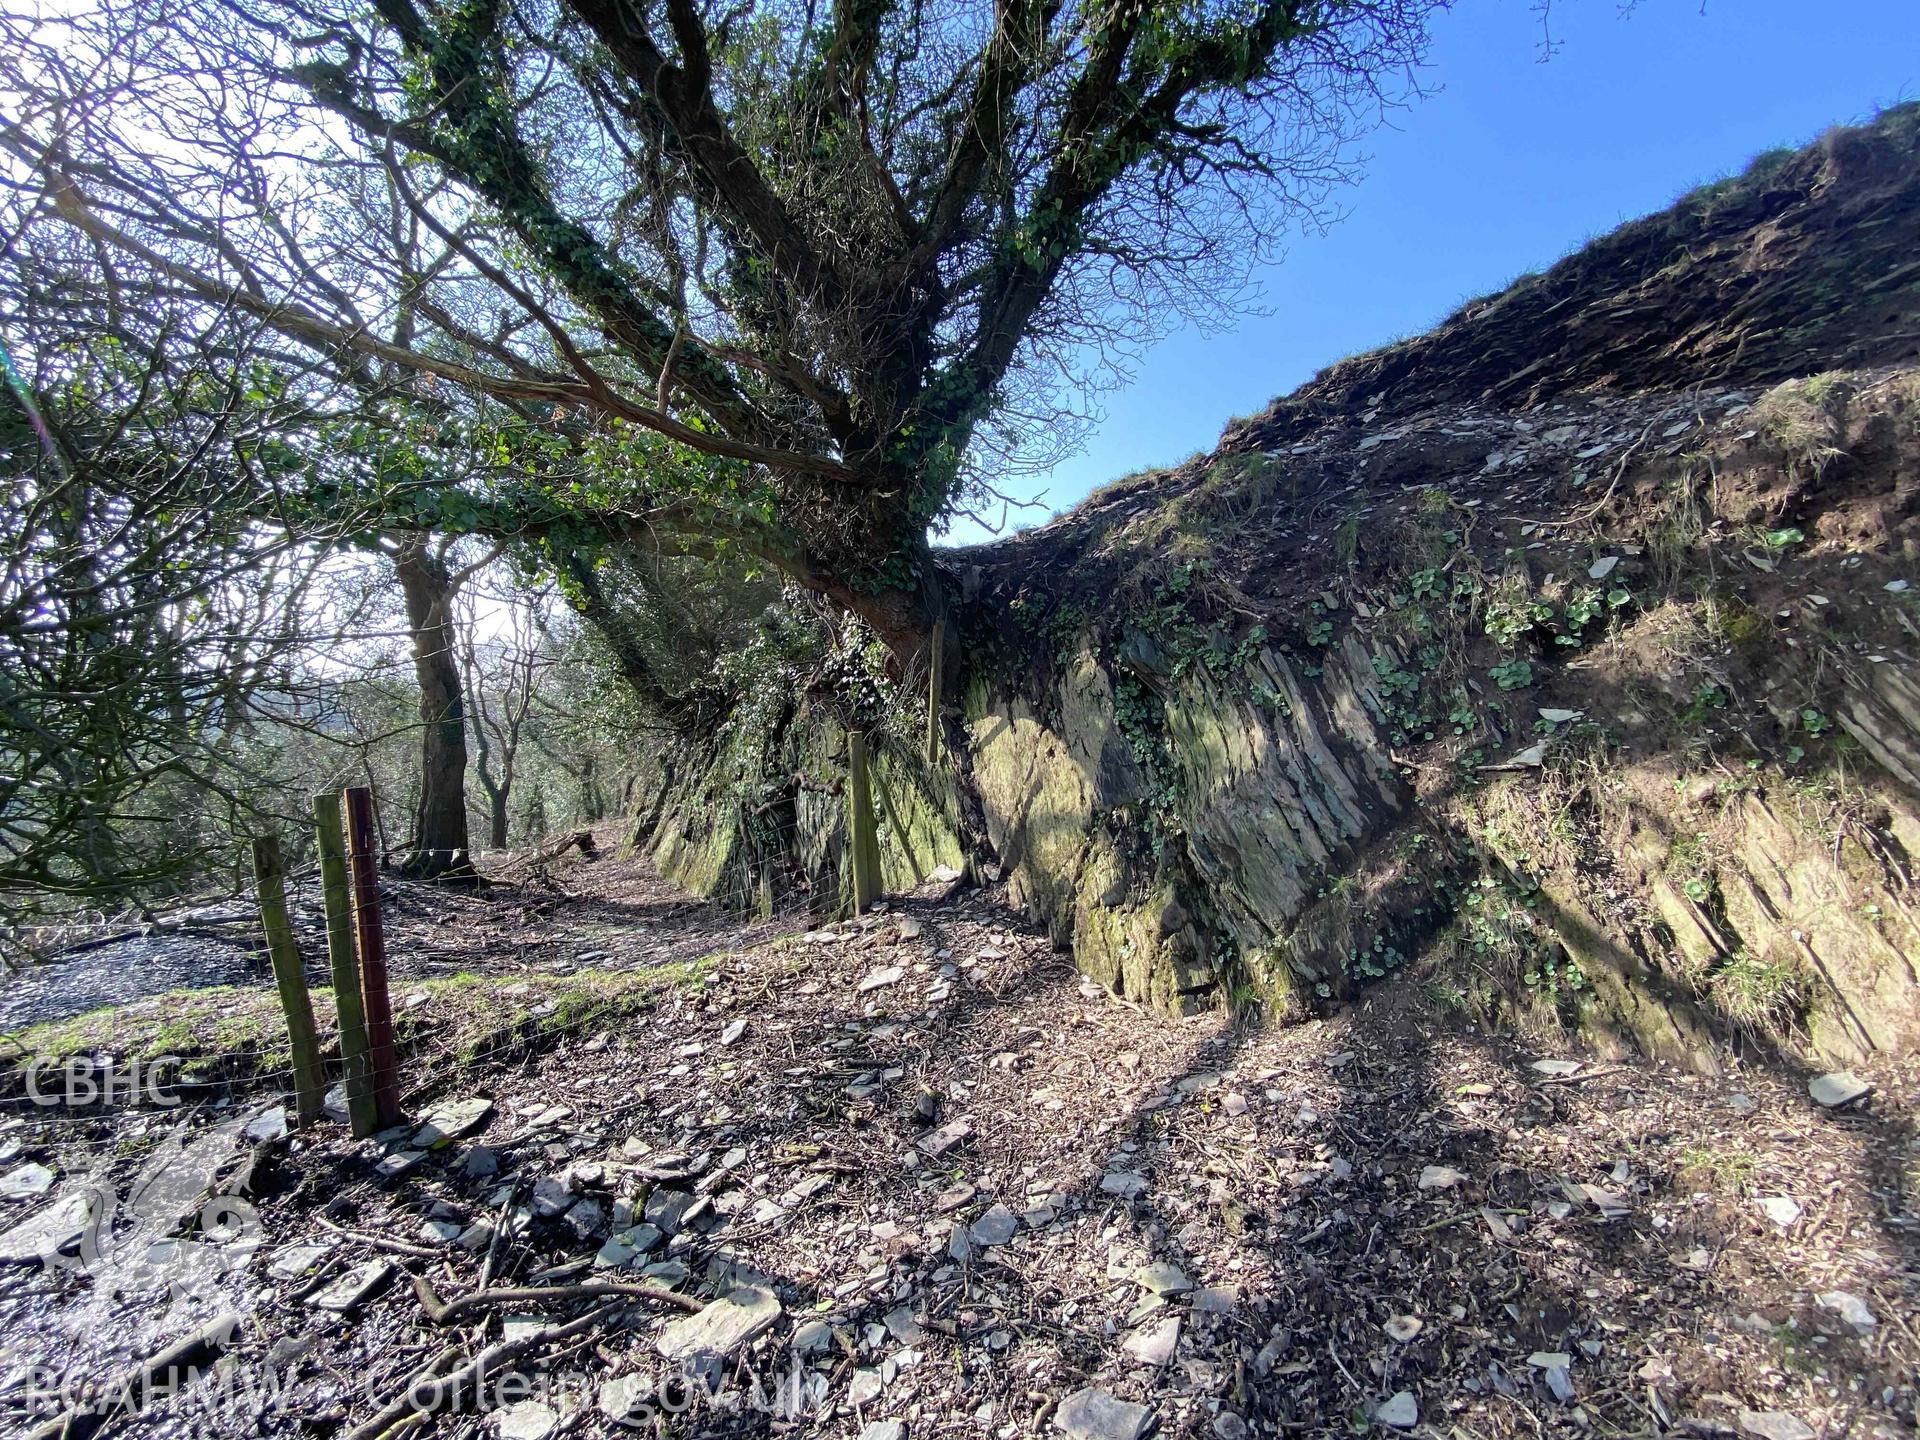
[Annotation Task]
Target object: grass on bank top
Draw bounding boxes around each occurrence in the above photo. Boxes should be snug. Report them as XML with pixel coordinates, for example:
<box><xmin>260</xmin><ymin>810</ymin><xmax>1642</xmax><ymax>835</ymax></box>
<box><xmin>1</xmin><ymin>956</ymin><xmax>717</xmax><ymax>1093</ymax></box>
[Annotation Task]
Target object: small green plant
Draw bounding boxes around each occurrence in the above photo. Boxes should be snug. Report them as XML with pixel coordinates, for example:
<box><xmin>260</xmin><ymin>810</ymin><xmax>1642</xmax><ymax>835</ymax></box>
<box><xmin>1563</xmin><ymin>586</ymin><xmax>1606</xmax><ymax>636</ymax></box>
<box><xmin>1306</xmin><ymin>619</ymin><xmax>1333</xmax><ymax>646</ymax></box>
<box><xmin>1334</xmin><ymin>514</ymin><xmax>1361</xmax><ymax>564</ymax></box>
<box><xmin>1233</xmin><ymin>625</ymin><xmax>1268</xmax><ymax>666</ymax></box>
<box><xmin>1161</xmin><ymin>558</ymin><xmax>1200</xmax><ymax>596</ymax></box>
<box><xmin>1447</xmin><ymin>689</ymin><xmax>1477</xmax><ymax>734</ymax></box>
<box><xmin>1681</xmin><ymin>682</ymin><xmax>1730</xmax><ymax>727</ymax></box>
<box><xmin>1666</xmin><ymin>831</ymin><xmax>1720</xmax><ymax>907</ymax></box>
<box><xmin>1454</xmin><ymin>870</ymin><xmax>1587</xmax><ymax>999</ymax></box>
<box><xmin>1485</xmin><ymin>594</ymin><xmax>1553</xmax><ymax>647</ymax></box>
<box><xmin>1523</xmin><ymin>950</ymin><xmax>1587</xmax><ymax>995</ymax></box>
<box><xmin>1252</xmin><ymin>681</ymin><xmax>1292</xmax><ymax>716</ymax></box>
<box><xmin>1489</xmin><ymin>658</ymin><xmax>1533</xmax><ymax>691</ymax></box>
<box><xmin>1800</xmin><ymin>707</ymin><xmax>1832</xmax><ymax>737</ymax></box>
<box><xmin>1343</xmin><ymin>933</ymin><xmax>1409</xmax><ymax>980</ymax></box>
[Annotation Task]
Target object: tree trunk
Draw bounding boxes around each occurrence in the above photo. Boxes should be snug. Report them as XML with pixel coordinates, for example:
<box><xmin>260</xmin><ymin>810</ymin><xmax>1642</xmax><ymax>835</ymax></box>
<box><xmin>802</xmin><ymin>522</ymin><xmax>948</xmax><ymax>675</ymax></box>
<box><xmin>392</xmin><ymin>538</ymin><xmax>475</xmax><ymax>881</ymax></box>
<box><xmin>579</xmin><ymin>754</ymin><xmax>603</xmax><ymax>823</ymax></box>
<box><xmin>556</xmin><ymin>548</ymin><xmax>704</xmax><ymax>728</ymax></box>
<box><xmin>466</xmin><ymin>689</ymin><xmax>511</xmax><ymax>850</ymax></box>
<box><xmin>825</xmin><ymin>561</ymin><xmax>948</xmax><ymax>680</ymax></box>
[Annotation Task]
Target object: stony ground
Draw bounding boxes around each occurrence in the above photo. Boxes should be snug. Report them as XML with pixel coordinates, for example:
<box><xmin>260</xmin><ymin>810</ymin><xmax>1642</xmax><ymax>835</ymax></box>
<box><xmin>1</xmin><ymin>842</ymin><xmax>1915</xmax><ymax>1440</ymax></box>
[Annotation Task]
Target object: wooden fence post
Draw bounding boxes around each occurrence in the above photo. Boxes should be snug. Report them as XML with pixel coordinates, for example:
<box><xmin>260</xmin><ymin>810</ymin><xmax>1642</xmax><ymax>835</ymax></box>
<box><xmin>342</xmin><ymin>786</ymin><xmax>403</xmax><ymax>1129</ymax></box>
<box><xmin>926</xmin><ymin>616</ymin><xmax>945</xmax><ymax>765</ymax></box>
<box><xmin>847</xmin><ymin>731</ymin><xmax>881</xmax><ymax>912</ymax></box>
<box><xmin>251</xmin><ymin>832</ymin><xmax>326</xmax><ymax>1125</ymax></box>
<box><xmin>313</xmin><ymin>792</ymin><xmax>378</xmax><ymax>1138</ymax></box>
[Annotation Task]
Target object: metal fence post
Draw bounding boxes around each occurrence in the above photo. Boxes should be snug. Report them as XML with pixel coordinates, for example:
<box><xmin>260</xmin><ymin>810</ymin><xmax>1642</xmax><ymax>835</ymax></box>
<box><xmin>342</xmin><ymin>786</ymin><xmax>403</xmax><ymax>1129</ymax></box>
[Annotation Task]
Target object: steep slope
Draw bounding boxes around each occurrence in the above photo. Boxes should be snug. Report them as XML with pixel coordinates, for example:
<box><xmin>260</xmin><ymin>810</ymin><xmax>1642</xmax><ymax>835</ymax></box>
<box><xmin>639</xmin><ymin>104</ymin><xmax>1920</xmax><ymax>1075</ymax></box>
<box><xmin>1225</xmin><ymin>107</ymin><xmax>1920</xmax><ymax>445</ymax></box>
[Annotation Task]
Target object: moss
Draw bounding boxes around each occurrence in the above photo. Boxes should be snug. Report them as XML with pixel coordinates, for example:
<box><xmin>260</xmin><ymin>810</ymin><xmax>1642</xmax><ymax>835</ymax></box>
<box><xmin>4</xmin><ymin>963</ymin><xmax>708</xmax><ymax>1097</ymax></box>
<box><xmin>1678</xmin><ymin>1141</ymin><xmax>1761</xmax><ymax>1193</ymax></box>
<box><xmin>9</xmin><ymin>985</ymin><xmax>301</xmax><ymax>1068</ymax></box>
<box><xmin>1713</xmin><ymin>598</ymin><xmax>1773</xmax><ymax>654</ymax></box>
<box><xmin>1073</xmin><ymin>871</ymin><xmax>1214</xmax><ymax>1013</ymax></box>
<box><xmin>870</xmin><ymin>742</ymin><xmax>966</xmax><ymax>892</ymax></box>
<box><xmin>1533</xmin><ymin>877</ymin><xmax>1723</xmax><ymax>1074</ymax></box>
<box><xmin>439</xmin><ymin>963</ymin><xmax>708</xmax><ymax>1064</ymax></box>
<box><xmin>653</xmin><ymin>812</ymin><xmax>741</xmax><ymax>898</ymax></box>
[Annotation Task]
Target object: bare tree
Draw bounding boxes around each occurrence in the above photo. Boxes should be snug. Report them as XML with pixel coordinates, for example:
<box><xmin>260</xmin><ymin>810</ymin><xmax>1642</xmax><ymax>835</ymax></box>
<box><xmin>459</xmin><ymin>586</ymin><xmax>551</xmax><ymax>850</ymax></box>
<box><xmin>0</xmin><ymin>202</ymin><xmax>342</xmax><ymax>924</ymax></box>
<box><xmin>3</xmin><ymin>0</ymin><xmax>1444</xmax><ymax>664</ymax></box>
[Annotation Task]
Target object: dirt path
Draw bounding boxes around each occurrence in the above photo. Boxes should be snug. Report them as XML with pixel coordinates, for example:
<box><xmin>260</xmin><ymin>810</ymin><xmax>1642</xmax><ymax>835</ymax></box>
<box><xmin>1</xmin><ymin>847</ymin><xmax>1914</xmax><ymax>1439</ymax></box>
<box><xmin>0</xmin><ymin>833</ymin><xmax>798</xmax><ymax>1031</ymax></box>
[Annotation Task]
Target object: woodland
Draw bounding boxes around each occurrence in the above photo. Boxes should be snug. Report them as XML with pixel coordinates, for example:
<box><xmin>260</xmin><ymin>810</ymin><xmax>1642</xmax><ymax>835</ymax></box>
<box><xmin>1</xmin><ymin>6</ymin><xmax>1916</xmax><ymax>1440</ymax></box>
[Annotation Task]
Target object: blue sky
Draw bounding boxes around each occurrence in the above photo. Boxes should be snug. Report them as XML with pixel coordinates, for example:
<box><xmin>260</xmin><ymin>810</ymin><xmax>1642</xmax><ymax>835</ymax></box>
<box><xmin>944</xmin><ymin>0</ymin><xmax>1920</xmax><ymax>544</ymax></box>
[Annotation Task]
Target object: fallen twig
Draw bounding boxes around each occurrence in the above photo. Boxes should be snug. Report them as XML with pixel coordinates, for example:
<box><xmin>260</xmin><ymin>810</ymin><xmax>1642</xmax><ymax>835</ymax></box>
<box><xmin>317</xmin><ymin>1215</ymin><xmax>442</xmax><ymax>1259</ymax></box>
<box><xmin>412</xmin><ymin>1274</ymin><xmax>705</xmax><ymax>1325</ymax></box>
<box><xmin>478</xmin><ymin>1177</ymin><xmax>520</xmax><ymax>1290</ymax></box>
<box><xmin>1533</xmin><ymin>1067</ymin><xmax>1625</xmax><ymax>1088</ymax></box>
<box><xmin>344</xmin><ymin>1305</ymin><xmax>618</xmax><ymax>1440</ymax></box>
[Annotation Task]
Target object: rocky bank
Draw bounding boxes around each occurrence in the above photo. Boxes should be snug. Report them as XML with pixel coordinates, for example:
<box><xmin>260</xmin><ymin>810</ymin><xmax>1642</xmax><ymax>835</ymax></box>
<box><xmin>634</xmin><ymin>105</ymin><xmax>1920</xmax><ymax>1077</ymax></box>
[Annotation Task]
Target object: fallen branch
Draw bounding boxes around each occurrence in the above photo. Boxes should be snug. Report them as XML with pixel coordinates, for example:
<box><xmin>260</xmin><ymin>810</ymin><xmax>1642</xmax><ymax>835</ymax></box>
<box><xmin>1532</xmin><ymin>1067</ymin><xmax>1625</xmax><ymax>1088</ymax></box>
<box><xmin>25</xmin><ymin>1311</ymin><xmax>241</xmax><ymax>1440</ymax></box>
<box><xmin>413</xmin><ymin>1273</ymin><xmax>705</xmax><ymax>1325</ymax></box>
<box><xmin>487</xmin><ymin>830</ymin><xmax>599</xmax><ymax>879</ymax></box>
<box><xmin>343</xmin><ymin>1305</ymin><xmax>615</xmax><ymax>1440</ymax></box>
<box><xmin>338</xmin><ymin>1344</ymin><xmax>464</xmax><ymax>1440</ymax></box>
